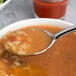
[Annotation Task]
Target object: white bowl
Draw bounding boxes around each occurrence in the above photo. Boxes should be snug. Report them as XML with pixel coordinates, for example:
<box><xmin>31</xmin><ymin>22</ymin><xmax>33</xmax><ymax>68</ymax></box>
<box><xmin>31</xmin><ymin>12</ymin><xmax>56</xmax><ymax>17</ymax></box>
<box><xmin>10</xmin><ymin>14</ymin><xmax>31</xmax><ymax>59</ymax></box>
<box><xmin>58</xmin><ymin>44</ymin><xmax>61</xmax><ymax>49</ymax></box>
<box><xmin>0</xmin><ymin>18</ymin><xmax>74</xmax><ymax>38</ymax></box>
<box><xmin>0</xmin><ymin>0</ymin><xmax>11</xmax><ymax>11</ymax></box>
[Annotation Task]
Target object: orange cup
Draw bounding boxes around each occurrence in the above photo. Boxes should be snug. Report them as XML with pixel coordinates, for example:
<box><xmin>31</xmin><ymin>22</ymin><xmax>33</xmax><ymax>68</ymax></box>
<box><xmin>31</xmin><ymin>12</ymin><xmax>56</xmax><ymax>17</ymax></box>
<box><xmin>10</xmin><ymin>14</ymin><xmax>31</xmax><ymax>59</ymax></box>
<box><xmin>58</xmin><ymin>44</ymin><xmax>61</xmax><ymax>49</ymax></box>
<box><xmin>33</xmin><ymin>0</ymin><xmax>68</xmax><ymax>19</ymax></box>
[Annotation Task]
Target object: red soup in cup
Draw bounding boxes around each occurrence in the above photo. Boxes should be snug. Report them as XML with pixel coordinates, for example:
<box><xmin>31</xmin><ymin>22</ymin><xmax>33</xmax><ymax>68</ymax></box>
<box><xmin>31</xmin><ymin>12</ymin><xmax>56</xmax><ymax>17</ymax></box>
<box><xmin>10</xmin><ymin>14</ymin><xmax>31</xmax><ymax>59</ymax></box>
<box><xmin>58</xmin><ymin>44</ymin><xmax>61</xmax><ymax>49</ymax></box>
<box><xmin>33</xmin><ymin>0</ymin><xmax>68</xmax><ymax>19</ymax></box>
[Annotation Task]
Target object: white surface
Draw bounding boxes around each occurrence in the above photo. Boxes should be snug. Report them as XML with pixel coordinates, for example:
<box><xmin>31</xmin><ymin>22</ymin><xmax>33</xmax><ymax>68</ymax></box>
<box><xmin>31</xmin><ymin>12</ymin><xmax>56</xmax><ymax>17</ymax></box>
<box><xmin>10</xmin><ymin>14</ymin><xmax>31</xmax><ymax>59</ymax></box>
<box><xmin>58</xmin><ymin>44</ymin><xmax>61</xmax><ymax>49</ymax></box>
<box><xmin>0</xmin><ymin>0</ymin><xmax>76</xmax><ymax>29</ymax></box>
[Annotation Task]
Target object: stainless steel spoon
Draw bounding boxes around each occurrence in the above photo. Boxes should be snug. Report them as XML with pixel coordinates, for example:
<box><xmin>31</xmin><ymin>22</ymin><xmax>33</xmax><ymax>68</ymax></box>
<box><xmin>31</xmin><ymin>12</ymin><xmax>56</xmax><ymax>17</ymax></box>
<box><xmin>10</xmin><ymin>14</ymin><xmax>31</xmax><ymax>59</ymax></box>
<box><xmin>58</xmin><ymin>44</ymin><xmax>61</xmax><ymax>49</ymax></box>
<box><xmin>5</xmin><ymin>25</ymin><xmax>76</xmax><ymax>56</ymax></box>
<box><xmin>33</xmin><ymin>25</ymin><xmax>76</xmax><ymax>55</ymax></box>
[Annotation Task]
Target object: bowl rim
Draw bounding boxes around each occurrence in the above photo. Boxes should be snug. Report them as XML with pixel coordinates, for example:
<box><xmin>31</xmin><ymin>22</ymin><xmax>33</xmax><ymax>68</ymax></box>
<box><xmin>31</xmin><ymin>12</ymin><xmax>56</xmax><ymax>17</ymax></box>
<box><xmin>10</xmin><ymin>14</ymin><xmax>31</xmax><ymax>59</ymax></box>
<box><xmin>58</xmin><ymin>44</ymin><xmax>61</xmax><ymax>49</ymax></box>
<box><xmin>5</xmin><ymin>18</ymin><xmax>73</xmax><ymax>27</ymax></box>
<box><xmin>0</xmin><ymin>0</ymin><xmax>11</xmax><ymax>8</ymax></box>
<box><xmin>0</xmin><ymin>18</ymin><xmax>74</xmax><ymax>37</ymax></box>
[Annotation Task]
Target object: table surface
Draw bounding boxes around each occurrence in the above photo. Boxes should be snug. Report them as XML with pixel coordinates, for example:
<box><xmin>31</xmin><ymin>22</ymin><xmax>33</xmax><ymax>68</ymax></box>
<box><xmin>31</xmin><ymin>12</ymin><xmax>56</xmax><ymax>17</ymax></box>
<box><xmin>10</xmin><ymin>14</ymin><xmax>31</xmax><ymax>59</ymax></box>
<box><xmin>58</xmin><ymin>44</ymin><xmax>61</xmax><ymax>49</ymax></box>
<box><xmin>0</xmin><ymin>0</ymin><xmax>76</xmax><ymax>29</ymax></box>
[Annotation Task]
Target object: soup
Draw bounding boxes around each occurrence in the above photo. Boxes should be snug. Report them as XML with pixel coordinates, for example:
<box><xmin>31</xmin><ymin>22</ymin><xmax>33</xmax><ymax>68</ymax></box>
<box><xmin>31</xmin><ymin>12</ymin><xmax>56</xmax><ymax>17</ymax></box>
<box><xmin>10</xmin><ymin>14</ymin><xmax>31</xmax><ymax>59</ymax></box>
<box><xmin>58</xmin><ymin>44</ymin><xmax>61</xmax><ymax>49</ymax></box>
<box><xmin>0</xmin><ymin>25</ymin><xmax>76</xmax><ymax>76</ymax></box>
<box><xmin>2</xmin><ymin>28</ymin><xmax>51</xmax><ymax>55</ymax></box>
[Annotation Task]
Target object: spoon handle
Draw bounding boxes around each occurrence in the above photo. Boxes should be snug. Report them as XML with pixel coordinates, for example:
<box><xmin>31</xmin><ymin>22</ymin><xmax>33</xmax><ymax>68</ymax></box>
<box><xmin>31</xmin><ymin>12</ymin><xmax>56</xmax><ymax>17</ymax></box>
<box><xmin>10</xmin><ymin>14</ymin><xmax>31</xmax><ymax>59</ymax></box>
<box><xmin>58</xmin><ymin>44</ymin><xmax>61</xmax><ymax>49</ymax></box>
<box><xmin>54</xmin><ymin>25</ymin><xmax>76</xmax><ymax>39</ymax></box>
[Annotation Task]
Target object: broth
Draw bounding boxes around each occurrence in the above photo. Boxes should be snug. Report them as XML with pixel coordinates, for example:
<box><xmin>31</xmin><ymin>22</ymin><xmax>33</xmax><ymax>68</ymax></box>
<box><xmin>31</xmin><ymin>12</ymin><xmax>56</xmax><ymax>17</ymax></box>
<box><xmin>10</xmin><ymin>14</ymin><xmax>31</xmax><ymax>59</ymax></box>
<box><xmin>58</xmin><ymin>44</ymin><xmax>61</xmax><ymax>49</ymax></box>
<box><xmin>0</xmin><ymin>25</ymin><xmax>76</xmax><ymax>76</ymax></box>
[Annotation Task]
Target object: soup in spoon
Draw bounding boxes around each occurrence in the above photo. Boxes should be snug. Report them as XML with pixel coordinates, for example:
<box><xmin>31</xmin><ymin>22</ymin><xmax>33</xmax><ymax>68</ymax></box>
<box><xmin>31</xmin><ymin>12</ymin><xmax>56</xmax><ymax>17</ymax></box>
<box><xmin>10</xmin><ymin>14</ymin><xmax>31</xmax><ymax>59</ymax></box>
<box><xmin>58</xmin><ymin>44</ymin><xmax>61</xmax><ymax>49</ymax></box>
<box><xmin>1</xmin><ymin>27</ymin><xmax>51</xmax><ymax>55</ymax></box>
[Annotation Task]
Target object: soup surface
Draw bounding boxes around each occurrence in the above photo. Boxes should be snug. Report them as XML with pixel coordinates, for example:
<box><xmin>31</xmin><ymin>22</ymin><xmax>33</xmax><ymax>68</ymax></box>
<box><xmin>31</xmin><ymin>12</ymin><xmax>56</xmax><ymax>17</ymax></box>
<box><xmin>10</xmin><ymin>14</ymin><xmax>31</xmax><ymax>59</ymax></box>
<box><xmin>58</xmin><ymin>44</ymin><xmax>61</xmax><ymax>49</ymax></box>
<box><xmin>0</xmin><ymin>25</ymin><xmax>76</xmax><ymax>76</ymax></box>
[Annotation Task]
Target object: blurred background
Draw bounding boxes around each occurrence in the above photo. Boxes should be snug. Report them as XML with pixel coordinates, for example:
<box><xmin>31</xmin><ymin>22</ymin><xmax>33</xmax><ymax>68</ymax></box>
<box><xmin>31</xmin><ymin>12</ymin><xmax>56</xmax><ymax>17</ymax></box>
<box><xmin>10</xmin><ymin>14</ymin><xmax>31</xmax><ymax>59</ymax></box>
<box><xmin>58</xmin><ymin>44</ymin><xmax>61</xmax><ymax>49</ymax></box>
<box><xmin>0</xmin><ymin>0</ymin><xmax>76</xmax><ymax>29</ymax></box>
